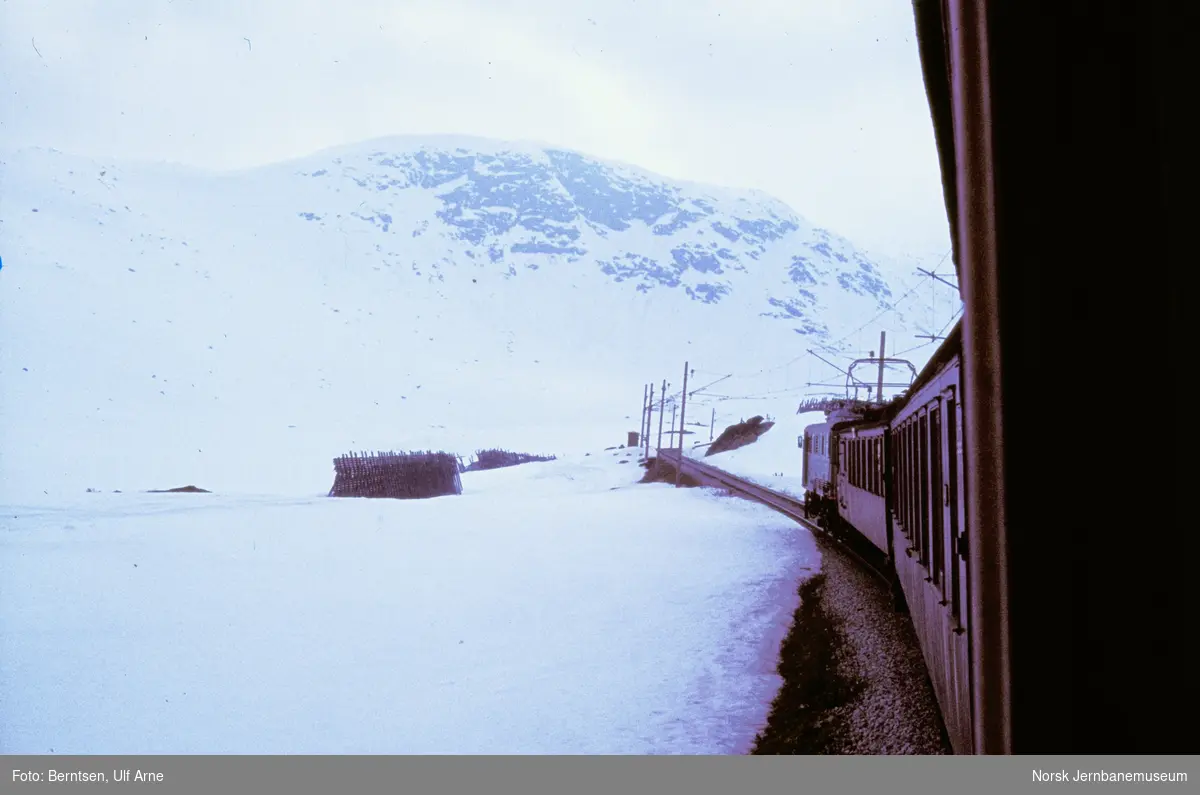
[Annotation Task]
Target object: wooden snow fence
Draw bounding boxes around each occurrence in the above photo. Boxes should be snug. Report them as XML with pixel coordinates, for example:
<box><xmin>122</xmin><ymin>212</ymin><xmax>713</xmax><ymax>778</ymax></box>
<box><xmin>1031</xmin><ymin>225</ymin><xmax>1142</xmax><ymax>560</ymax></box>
<box><xmin>461</xmin><ymin>448</ymin><xmax>557</xmax><ymax>472</ymax></box>
<box><xmin>329</xmin><ymin>450</ymin><xmax>463</xmax><ymax>499</ymax></box>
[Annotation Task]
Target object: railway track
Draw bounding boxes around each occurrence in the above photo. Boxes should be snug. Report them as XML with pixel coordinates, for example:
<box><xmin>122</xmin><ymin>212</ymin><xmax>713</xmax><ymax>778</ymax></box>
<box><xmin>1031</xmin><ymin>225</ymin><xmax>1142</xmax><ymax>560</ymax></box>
<box><xmin>653</xmin><ymin>448</ymin><xmax>893</xmax><ymax>587</ymax></box>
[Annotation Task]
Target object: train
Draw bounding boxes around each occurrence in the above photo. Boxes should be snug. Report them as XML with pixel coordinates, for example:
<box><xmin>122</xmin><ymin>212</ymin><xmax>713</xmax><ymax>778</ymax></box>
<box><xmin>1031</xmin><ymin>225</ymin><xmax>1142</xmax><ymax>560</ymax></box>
<box><xmin>866</xmin><ymin>0</ymin><xmax>1182</xmax><ymax>753</ymax></box>
<box><xmin>800</xmin><ymin>320</ymin><xmax>973</xmax><ymax>753</ymax></box>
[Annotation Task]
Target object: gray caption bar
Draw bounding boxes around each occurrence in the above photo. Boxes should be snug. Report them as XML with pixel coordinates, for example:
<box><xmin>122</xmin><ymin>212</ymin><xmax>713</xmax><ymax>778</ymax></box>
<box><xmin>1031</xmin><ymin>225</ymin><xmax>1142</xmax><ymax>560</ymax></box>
<box><xmin>5</xmin><ymin>756</ymin><xmax>1196</xmax><ymax>795</ymax></box>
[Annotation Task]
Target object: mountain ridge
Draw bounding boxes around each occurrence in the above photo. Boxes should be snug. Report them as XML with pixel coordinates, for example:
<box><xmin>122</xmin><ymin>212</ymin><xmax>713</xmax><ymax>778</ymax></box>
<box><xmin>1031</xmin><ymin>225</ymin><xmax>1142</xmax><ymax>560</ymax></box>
<box><xmin>0</xmin><ymin>135</ymin><xmax>927</xmax><ymax>498</ymax></box>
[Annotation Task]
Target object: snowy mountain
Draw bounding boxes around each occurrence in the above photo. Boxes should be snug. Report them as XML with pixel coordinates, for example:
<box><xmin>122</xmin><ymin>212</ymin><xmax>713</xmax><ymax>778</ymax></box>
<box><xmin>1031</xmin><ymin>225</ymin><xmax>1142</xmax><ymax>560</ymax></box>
<box><xmin>0</xmin><ymin>136</ymin><xmax>923</xmax><ymax>499</ymax></box>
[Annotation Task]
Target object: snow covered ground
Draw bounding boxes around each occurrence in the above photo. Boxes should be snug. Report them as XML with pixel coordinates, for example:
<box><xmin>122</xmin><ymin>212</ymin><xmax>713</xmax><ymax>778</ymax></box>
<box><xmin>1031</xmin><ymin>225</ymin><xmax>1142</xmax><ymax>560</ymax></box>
<box><xmin>676</xmin><ymin>404</ymin><xmax>827</xmax><ymax>502</ymax></box>
<box><xmin>0</xmin><ymin>452</ymin><xmax>820</xmax><ymax>754</ymax></box>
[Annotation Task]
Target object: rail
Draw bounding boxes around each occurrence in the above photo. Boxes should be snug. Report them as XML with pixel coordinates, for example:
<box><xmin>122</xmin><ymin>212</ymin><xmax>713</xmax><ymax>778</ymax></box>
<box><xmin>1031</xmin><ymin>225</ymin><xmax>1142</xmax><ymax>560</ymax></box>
<box><xmin>654</xmin><ymin>448</ymin><xmax>892</xmax><ymax>585</ymax></box>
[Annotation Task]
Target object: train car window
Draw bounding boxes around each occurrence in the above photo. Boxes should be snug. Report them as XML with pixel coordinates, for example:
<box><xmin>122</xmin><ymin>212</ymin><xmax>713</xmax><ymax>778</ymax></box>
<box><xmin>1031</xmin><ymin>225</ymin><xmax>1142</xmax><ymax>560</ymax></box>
<box><xmin>882</xmin><ymin>436</ymin><xmax>888</xmax><ymax>498</ymax></box>
<box><xmin>917</xmin><ymin>421</ymin><xmax>924</xmax><ymax>554</ymax></box>
<box><xmin>946</xmin><ymin>398</ymin><xmax>962</xmax><ymax>624</ymax></box>
<box><xmin>918</xmin><ymin>413</ymin><xmax>930</xmax><ymax>566</ymax></box>
<box><xmin>902</xmin><ymin>422</ymin><xmax>912</xmax><ymax>542</ymax></box>
<box><xmin>899</xmin><ymin>428</ymin><xmax>907</xmax><ymax>531</ymax></box>
<box><xmin>868</xmin><ymin>438</ymin><xmax>874</xmax><ymax>495</ymax></box>
<box><xmin>868</xmin><ymin>439</ymin><xmax>878</xmax><ymax>494</ymax></box>
<box><xmin>871</xmin><ymin>438</ymin><xmax>878</xmax><ymax>495</ymax></box>
<box><xmin>883</xmin><ymin>437</ymin><xmax>892</xmax><ymax>499</ymax></box>
<box><xmin>854</xmin><ymin>439</ymin><xmax>859</xmax><ymax>487</ymax></box>
<box><xmin>903</xmin><ymin>425</ymin><xmax>911</xmax><ymax>537</ymax></box>
<box><xmin>858</xmin><ymin>439</ymin><xmax>863</xmax><ymax>488</ymax></box>
<box><xmin>930</xmin><ymin>407</ymin><xmax>945</xmax><ymax>589</ymax></box>
<box><xmin>874</xmin><ymin>438</ymin><xmax>881</xmax><ymax>495</ymax></box>
<box><xmin>856</xmin><ymin>439</ymin><xmax>862</xmax><ymax>487</ymax></box>
<box><xmin>879</xmin><ymin>438</ymin><xmax>885</xmax><ymax>496</ymax></box>
<box><xmin>854</xmin><ymin>439</ymin><xmax>860</xmax><ymax>487</ymax></box>
<box><xmin>869</xmin><ymin>438</ymin><xmax>873</xmax><ymax>493</ymax></box>
<box><xmin>849</xmin><ymin>440</ymin><xmax>854</xmax><ymax>486</ymax></box>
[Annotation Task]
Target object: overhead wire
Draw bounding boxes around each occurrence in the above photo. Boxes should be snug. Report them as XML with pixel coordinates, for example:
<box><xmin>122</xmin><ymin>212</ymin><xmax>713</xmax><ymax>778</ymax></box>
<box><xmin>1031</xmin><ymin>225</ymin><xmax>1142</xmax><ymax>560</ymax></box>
<box><xmin>641</xmin><ymin>248</ymin><xmax>960</xmax><ymax>420</ymax></box>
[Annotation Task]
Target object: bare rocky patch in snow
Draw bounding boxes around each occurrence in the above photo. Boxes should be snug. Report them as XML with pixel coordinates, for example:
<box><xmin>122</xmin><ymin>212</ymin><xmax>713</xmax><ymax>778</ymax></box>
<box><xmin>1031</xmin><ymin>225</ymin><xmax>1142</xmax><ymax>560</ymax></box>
<box><xmin>706</xmin><ymin>415</ymin><xmax>776</xmax><ymax>457</ymax></box>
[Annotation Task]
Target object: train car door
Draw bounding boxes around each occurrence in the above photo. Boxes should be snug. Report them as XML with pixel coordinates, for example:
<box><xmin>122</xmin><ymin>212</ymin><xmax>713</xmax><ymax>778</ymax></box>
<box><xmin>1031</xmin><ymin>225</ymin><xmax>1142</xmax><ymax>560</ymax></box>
<box><xmin>801</xmin><ymin>432</ymin><xmax>810</xmax><ymax>492</ymax></box>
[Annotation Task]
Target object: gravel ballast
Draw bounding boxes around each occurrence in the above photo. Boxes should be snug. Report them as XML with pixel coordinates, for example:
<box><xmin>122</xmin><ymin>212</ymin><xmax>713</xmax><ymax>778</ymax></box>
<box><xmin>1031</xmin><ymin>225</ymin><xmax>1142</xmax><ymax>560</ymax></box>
<box><xmin>753</xmin><ymin>533</ymin><xmax>951</xmax><ymax>754</ymax></box>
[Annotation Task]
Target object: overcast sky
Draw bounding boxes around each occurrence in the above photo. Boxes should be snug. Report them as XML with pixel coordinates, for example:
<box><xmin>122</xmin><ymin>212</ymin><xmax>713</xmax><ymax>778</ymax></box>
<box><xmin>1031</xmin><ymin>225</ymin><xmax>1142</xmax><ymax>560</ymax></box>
<box><xmin>1</xmin><ymin>0</ymin><xmax>952</xmax><ymax>257</ymax></box>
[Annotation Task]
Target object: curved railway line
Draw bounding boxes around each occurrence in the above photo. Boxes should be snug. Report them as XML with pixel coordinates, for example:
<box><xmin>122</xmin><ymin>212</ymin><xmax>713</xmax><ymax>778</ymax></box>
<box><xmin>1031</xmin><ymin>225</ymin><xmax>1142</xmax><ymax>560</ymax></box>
<box><xmin>653</xmin><ymin>448</ymin><xmax>892</xmax><ymax>587</ymax></box>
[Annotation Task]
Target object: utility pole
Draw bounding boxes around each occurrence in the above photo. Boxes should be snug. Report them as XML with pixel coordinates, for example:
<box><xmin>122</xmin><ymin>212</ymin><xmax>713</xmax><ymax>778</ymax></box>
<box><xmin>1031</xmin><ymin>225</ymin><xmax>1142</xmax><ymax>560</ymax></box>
<box><xmin>639</xmin><ymin>384</ymin><xmax>648</xmax><ymax>449</ymax></box>
<box><xmin>676</xmin><ymin>361</ymin><xmax>689</xmax><ymax>487</ymax></box>
<box><xmin>645</xmin><ymin>382</ymin><xmax>655</xmax><ymax>459</ymax></box>
<box><xmin>670</xmin><ymin>402</ymin><xmax>677</xmax><ymax>447</ymax></box>
<box><xmin>877</xmin><ymin>331</ymin><xmax>886</xmax><ymax>404</ymax></box>
<box><xmin>657</xmin><ymin>379</ymin><xmax>667</xmax><ymax>451</ymax></box>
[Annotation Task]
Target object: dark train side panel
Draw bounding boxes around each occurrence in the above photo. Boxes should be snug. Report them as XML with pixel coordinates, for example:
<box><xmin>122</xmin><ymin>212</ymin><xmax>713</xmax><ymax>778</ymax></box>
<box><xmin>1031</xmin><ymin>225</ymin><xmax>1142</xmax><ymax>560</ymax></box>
<box><xmin>889</xmin><ymin>350</ymin><xmax>972</xmax><ymax>756</ymax></box>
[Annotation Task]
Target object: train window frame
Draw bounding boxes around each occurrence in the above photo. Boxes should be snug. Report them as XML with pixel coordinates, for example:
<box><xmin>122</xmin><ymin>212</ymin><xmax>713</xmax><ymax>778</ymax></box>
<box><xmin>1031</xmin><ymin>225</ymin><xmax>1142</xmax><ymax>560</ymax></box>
<box><xmin>868</xmin><ymin>439</ymin><xmax>878</xmax><ymax>494</ymax></box>
<box><xmin>918</xmin><ymin>411</ymin><xmax>930</xmax><ymax>565</ymax></box>
<box><xmin>857</xmin><ymin>438</ymin><xmax>862</xmax><ymax>488</ymax></box>
<box><xmin>854</xmin><ymin>438</ymin><xmax>859</xmax><ymax>488</ymax></box>
<box><xmin>849</xmin><ymin>438</ymin><xmax>855</xmax><ymax>487</ymax></box>
<box><xmin>874</xmin><ymin>437</ymin><xmax>882</xmax><ymax>495</ymax></box>
<box><xmin>845</xmin><ymin>438</ymin><xmax>851</xmax><ymax>486</ymax></box>
<box><xmin>859</xmin><ymin>438</ymin><xmax>864</xmax><ymax>488</ymax></box>
<box><xmin>896</xmin><ymin>426</ymin><xmax>905</xmax><ymax>535</ymax></box>
<box><xmin>902</xmin><ymin>429</ymin><xmax>907</xmax><ymax>535</ymax></box>
<box><xmin>868</xmin><ymin>437</ymin><xmax>874</xmax><ymax>495</ymax></box>
<box><xmin>855</xmin><ymin>438</ymin><xmax>860</xmax><ymax>488</ymax></box>
<box><xmin>902</xmin><ymin>422</ymin><xmax>912</xmax><ymax>542</ymax></box>
<box><xmin>930</xmin><ymin>404</ymin><xmax>946</xmax><ymax>590</ymax></box>
<box><xmin>903</xmin><ymin>423</ymin><xmax>911</xmax><ymax>538</ymax></box>
<box><xmin>945</xmin><ymin>392</ymin><xmax>963</xmax><ymax>626</ymax></box>
<box><xmin>868</xmin><ymin>437</ymin><xmax>873</xmax><ymax>494</ymax></box>
<box><xmin>877</xmin><ymin>436</ymin><xmax>883</xmax><ymax>498</ymax></box>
